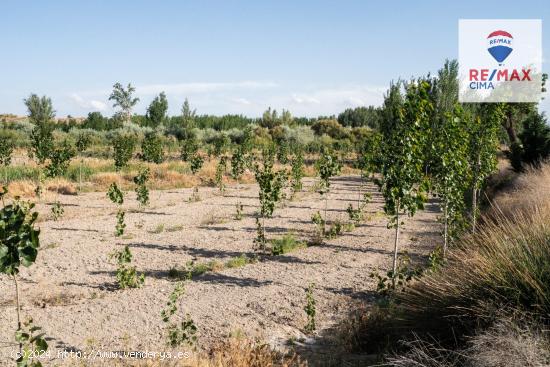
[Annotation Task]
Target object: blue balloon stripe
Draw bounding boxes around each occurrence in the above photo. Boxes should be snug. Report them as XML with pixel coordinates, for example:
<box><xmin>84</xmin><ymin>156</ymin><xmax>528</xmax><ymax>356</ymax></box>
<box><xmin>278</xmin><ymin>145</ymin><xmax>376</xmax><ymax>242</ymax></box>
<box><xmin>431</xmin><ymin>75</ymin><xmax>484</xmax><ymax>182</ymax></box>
<box><xmin>487</xmin><ymin>45</ymin><xmax>513</xmax><ymax>63</ymax></box>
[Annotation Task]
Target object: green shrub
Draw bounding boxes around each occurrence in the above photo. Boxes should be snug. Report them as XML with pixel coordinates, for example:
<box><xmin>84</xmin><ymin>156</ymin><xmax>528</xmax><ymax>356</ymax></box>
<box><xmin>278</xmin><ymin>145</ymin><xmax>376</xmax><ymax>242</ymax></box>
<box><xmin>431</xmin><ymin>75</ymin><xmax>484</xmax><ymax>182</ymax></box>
<box><xmin>112</xmin><ymin>134</ymin><xmax>135</xmax><ymax>171</ymax></box>
<box><xmin>270</xmin><ymin>234</ymin><xmax>306</xmax><ymax>255</ymax></box>
<box><xmin>141</xmin><ymin>132</ymin><xmax>164</xmax><ymax>163</ymax></box>
<box><xmin>225</xmin><ymin>254</ymin><xmax>252</xmax><ymax>268</ymax></box>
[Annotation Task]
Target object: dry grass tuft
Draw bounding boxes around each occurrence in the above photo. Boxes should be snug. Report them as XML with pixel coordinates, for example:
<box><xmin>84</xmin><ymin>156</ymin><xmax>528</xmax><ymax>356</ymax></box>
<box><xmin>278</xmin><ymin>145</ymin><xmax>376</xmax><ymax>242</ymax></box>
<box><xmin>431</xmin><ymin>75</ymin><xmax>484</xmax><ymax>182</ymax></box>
<box><xmin>465</xmin><ymin>317</ymin><xmax>550</xmax><ymax>367</ymax></box>
<box><xmin>490</xmin><ymin>161</ymin><xmax>550</xmax><ymax>219</ymax></box>
<box><xmin>352</xmin><ymin>162</ymin><xmax>550</xmax><ymax>353</ymax></box>
<box><xmin>46</xmin><ymin>178</ymin><xmax>77</xmax><ymax>195</ymax></box>
<box><xmin>7</xmin><ymin>179</ymin><xmax>38</xmax><ymax>197</ymax></box>
<box><xmin>90</xmin><ymin>172</ymin><xmax>124</xmax><ymax>189</ymax></box>
<box><xmin>385</xmin><ymin>317</ymin><xmax>550</xmax><ymax>367</ymax></box>
<box><xmin>99</xmin><ymin>338</ymin><xmax>305</xmax><ymax>366</ymax></box>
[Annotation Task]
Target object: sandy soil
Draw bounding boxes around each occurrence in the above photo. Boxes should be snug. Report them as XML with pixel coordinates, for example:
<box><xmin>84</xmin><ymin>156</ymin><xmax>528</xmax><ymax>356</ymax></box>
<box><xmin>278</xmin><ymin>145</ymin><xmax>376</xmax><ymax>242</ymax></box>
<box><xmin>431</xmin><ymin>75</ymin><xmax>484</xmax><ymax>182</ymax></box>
<box><xmin>0</xmin><ymin>175</ymin><xmax>441</xmax><ymax>366</ymax></box>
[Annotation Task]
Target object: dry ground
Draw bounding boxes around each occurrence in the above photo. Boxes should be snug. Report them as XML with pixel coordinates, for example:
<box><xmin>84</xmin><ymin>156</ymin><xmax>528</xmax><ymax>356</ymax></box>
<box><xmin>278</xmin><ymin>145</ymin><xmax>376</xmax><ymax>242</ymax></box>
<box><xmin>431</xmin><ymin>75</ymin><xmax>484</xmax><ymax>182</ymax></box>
<box><xmin>0</xmin><ymin>175</ymin><xmax>441</xmax><ymax>366</ymax></box>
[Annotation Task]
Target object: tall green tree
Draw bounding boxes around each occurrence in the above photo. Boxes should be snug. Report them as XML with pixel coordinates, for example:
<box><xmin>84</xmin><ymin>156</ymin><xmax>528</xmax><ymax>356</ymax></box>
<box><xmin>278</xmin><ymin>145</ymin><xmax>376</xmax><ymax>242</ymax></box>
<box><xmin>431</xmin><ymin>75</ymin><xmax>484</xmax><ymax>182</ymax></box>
<box><xmin>466</xmin><ymin>104</ymin><xmax>504</xmax><ymax>233</ymax></box>
<box><xmin>517</xmin><ymin>112</ymin><xmax>550</xmax><ymax>169</ymax></box>
<box><xmin>181</xmin><ymin>98</ymin><xmax>196</xmax><ymax>130</ymax></box>
<box><xmin>431</xmin><ymin>106</ymin><xmax>470</xmax><ymax>256</ymax></box>
<box><xmin>24</xmin><ymin>94</ymin><xmax>55</xmax><ymax>164</ymax></box>
<box><xmin>146</xmin><ymin>92</ymin><xmax>168</xmax><ymax>128</ymax></box>
<box><xmin>109</xmin><ymin>83</ymin><xmax>139</xmax><ymax>123</ymax></box>
<box><xmin>379</xmin><ymin>81</ymin><xmax>432</xmax><ymax>276</ymax></box>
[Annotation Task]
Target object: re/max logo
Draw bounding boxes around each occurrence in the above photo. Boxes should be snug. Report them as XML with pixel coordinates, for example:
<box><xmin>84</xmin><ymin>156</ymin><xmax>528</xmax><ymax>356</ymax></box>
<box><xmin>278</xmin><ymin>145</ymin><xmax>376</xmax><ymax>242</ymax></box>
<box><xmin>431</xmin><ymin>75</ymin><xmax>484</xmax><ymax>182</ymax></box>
<box><xmin>469</xmin><ymin>69</ymin><xmax>531</xmax><ymax>81</ymax></box>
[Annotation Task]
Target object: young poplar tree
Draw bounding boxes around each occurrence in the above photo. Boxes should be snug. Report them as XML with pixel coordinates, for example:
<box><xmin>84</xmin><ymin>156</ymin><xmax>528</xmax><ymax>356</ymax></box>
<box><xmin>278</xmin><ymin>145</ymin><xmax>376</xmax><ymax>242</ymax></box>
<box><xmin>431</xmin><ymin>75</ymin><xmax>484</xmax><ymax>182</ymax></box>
<box><xmin>231</xmin><ymin>147</ymin><xmax>247</xmax><ymax>218</ymax></box>
<box><xmin>75</xmin><ymin>132</ymin><xmax>91</xmax><ymax>192</ymax></box>
<box><xmin>379</xmin><ymin>80</ymin><xmax>432</xmax><ymax>277</ymax></box>
<box><xmin>431</xmin><ymin>106</ymin><xmax>470</xmax><ymax>256</ymax></box>
<box><xmin>0</xmin><ymin>188</ymin><xmax>48</xmax><ymax>364</ymax></box>
<box><xmin>146</xmin><ymin>92</ymin><xmax>168</xmax><ymax>128</ymax></box>
<box><xmin>466</xmin><ymin>104</ymin><xmax>504</xmax><ymax>233</ymax></box>
<box><xmin>253</xmin><ymin>147</ymin><xmax>287</xmax><ymax>252</ymax></box>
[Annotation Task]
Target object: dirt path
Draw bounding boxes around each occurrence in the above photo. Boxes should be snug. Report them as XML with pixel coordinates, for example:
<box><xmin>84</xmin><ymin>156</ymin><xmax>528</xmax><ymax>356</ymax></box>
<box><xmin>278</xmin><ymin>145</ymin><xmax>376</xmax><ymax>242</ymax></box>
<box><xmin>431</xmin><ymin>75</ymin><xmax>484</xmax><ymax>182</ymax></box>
<box><xmin>0</xmin><ymin>175</ymin><xmax>441</xmax><ymax>366</ymax></box>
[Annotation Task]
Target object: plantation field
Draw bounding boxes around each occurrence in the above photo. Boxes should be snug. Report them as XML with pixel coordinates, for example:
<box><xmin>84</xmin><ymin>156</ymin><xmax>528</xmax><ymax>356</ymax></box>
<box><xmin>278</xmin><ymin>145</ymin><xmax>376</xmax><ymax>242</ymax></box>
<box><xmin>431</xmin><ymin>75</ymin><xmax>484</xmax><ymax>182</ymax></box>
<box><xmin>0</xmin><ymin>175</ymin><xmax>439</xmax><ymax>365</ymax></box>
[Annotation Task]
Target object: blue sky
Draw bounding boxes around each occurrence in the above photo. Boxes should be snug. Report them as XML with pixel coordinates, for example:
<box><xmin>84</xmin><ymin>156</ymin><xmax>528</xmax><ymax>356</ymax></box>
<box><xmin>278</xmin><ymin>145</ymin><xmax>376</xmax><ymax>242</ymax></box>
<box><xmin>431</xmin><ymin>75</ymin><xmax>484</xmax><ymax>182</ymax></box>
<box><xmin>0</xmin><ymin>0</ymin><xmax>548</xmax><ymax>117</ymax></box>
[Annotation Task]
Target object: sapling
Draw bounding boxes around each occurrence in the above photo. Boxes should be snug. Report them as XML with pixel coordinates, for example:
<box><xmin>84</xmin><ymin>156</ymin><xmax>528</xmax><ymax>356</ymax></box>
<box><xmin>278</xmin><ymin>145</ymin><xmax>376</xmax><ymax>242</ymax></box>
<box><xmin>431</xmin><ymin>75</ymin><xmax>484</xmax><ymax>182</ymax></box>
<box><xmin>311</xmin><ymin>211</ymin><xmax>325</xmax><ymax>244</ymax></box>
<box><xmin>0</xmin><ymin>187</ymin><xmax>49</xmax><ymax>365</ymax></box>
<box><xmin>180</xmin><ymin>136</ymin><xmax>198</xmax><ymax>162</ymax></box>
<box><xmin>290</xmin><ymin>150</ymin><xmax>305</xmax><ymax>199</ymax></box>
<box><xmin>231</xmin><ymin>147</ymin><xmax>247</xmax><ymax>219</ymax></box>
<box><xmin>141</xmin><ymin>132</ymin><xmax>164</xmax><ymax>164</ymax></box>
<box><xmin>161</xmin><ymin>281</ymin><xmax>198</xmax><ymax>348</ymax></box>
<box><xmin>304</xmin><ymin>283</ymin><xmax>316</xmax><ymax>333</ymax></box>
<box><xmin>378</xmin><ymin>81</ymin><xmax>431</xmax><ymax>278</ymax></box>
<box><xmin>210</xmin><ymin>134</ymin><xmax>230</xmax><ymax>157</ymax></box>
<box><xmin>51</xmin><ymin>201</ymin><xmax>64</xmax><ymax>221</ymax></box>
<box><xmin>107</xmin><ymin>182</ymin><xmax>126</xmax><ymax>237</ymax></box>
<box><xmin>44</xmin><ymin>140</ymin><xmax>76</xmax><ymax>178</ymax></box>
<box><xmin>44</xmin><ymin>140</ymin><xmax>76</xmax><ymax>220</ymax></box>
<box><xmin>75</xmin><ymin>132</ymin><xmax>91</xmax><ymax>192</ymax></box>
<box><xmin>112</xmin><ymin>134</ymin><xmax>135</xmax><ymax>171</ymax></box>
<box><xmin>133</xmin><ymin>167</ymin><xmax>150</xmax><ymax>206</ymax></box>
<box><xmin>315</xmin><ymin>150</ymin><xmax>341</xmax><ymax>225</ymax></box>
<box><xmin>432</xmin><ymin>107</ymin><xmax>471</xmax><ymax>256</ymax></box>
<box><xmin>277</xmin><ymin>139</ymin><xmax>289</xmax><ymax>164</ymax></box>
<box><xmin>253</xmin><ymin>148</ymin><xmax>288</xmax><ymax>252</ymax></box>
<box><xmin>189</xmin><ymin>153</ymin><xmax>204</xmax><ymax>201</ymax></box>
<box><xmin>215</xmin><ymin>156</ymin><xmax>227</xmax><ymax>194</ymax></box>
<box><xmin>109</xmin><ymin>245</ymin><xmax>144</xmax><ymax>289</ymax></box>
<box><xmin>0</xmin><ymin>138</ymin><xmax>14</xmax><ymax>185</ymax></box>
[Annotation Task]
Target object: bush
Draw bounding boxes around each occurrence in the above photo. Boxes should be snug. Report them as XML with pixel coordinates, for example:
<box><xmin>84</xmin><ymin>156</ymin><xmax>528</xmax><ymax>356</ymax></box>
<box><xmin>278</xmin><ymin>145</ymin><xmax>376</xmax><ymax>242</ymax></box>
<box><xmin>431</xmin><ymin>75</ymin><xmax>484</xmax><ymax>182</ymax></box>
<box><xmin>112</xmin><ymin>134</ymin><xmax>135</xmax><ymax>171</ymax></box>
<box><xmin>141</xmin><ymin>132</ymin><xmax>164</xmax><ymax>163</ymax></box>
<box><xmin>311</xmin><ymin>119</ymin><xmax>348</xmax><ymax>139</ymax></box>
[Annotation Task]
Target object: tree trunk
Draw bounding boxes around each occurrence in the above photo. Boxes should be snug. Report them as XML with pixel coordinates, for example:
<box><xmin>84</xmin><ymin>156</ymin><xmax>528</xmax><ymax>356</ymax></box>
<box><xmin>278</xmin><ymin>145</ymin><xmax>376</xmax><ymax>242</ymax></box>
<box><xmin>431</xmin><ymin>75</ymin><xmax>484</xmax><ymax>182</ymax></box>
<box><xmin>79</xmin><ymin>160</ymin><xmax>83</xmax><ymax>192</ymax></box>
<box><xmin>392</xmin><ymin>200</ymin><xmax>400</xmax><ymax>277</ymax></box>
<box><xmin>471</xmin><ymin>154</ymin><xmax>480</xmax><ymax>234</ymax></box>
<box><xmin>443</xmin><ymin>200</ymin><xmax>448</xmax><ymax>258</ymax></box>
<box><xmin>504</xmin><ymin>110</ymin><xmax>519</xmax><ymax>145</ymax></box>
<box><xmin>13</xmin><ymin>274</ymin><xmax>22</xmax><ymax>354</ymax></box>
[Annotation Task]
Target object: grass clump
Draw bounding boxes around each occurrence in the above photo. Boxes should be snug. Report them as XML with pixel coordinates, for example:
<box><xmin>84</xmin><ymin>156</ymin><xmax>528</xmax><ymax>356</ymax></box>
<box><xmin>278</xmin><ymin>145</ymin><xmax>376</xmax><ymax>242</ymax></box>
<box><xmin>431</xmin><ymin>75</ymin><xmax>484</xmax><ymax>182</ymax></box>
<box><xmin>270</xmin><ymin>234</ymin><xmax>307</xmax><ymax>256</ymax></box>
<box><xmin>225</xmin><ymin>254</ymin><xmax>253</xmax><ymax>268</ymax></box>
<box><xmin>148</xmin><ymin>223</ymin><xmax>165</xmax><ymax>234</ymax></box>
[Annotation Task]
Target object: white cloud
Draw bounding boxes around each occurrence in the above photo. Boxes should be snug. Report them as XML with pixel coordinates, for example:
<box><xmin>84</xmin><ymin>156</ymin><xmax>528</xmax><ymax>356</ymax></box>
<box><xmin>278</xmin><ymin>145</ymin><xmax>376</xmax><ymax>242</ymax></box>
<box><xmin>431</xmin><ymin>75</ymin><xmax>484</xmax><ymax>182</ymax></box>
<box><xmin>69</xmin><ymin>93</ymin><xmax>107</xmax><ymax>111</ymax></box>
<box><xmin>230</xmin><ymin>97</ymin><xmax>252</xmax><ymax>105</ymax></box>
<box><xmin>68</xmin><ymin>82</ymin><xmax>386</xmax><ymax>117</ymax></box>
<box><xmin>135</xmin><ymin>81</ymin><xmax>278</xmax><ymax>96</ymax></box>
<box><xmin>291</xmin><ymin>94</ymin><xmax>321</xmax><ymax>105</ymax></box>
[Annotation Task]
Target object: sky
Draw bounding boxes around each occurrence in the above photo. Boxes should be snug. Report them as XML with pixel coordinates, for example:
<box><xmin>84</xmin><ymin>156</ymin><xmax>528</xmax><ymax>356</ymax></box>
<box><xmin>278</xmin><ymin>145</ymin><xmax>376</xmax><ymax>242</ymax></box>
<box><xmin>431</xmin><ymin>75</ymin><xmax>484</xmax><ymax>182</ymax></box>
<box><xmin>0</xmin><ymin>0</ymin><xmax>548</xmax><ymax>118</ymax></box>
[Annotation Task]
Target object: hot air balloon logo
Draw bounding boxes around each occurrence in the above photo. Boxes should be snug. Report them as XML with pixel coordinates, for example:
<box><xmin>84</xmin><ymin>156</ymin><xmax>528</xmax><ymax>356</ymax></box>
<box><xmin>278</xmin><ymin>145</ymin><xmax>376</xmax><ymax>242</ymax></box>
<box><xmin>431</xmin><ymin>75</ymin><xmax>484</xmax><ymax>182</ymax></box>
<box><xmin>487</xmin><ymin>30</ymin><xmax>513</xmax><ymax>65</ymax></box>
